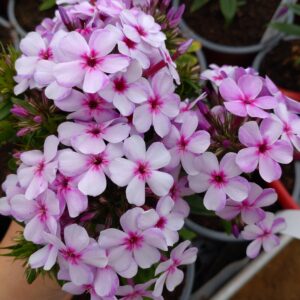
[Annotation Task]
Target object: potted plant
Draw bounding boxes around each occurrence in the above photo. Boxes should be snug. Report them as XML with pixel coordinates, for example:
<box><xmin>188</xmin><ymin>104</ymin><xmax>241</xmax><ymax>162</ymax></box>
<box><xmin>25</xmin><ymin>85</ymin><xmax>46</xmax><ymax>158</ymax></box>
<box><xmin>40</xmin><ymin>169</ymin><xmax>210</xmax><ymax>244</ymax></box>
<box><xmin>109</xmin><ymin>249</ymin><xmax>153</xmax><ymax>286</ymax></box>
<box><xmin>0</xmin><ymin>1</ymin><xmax>203</xmax><ymax>299</ymax></box>
<box><xmin>174</xmin><ymin>0</ymin><xmax>294</xmax><ymax>66</ymax></box>
<box><xmin>253</xmin><ymin>3</ymin><xmax>300</xmax><ymax>102</ymax></box>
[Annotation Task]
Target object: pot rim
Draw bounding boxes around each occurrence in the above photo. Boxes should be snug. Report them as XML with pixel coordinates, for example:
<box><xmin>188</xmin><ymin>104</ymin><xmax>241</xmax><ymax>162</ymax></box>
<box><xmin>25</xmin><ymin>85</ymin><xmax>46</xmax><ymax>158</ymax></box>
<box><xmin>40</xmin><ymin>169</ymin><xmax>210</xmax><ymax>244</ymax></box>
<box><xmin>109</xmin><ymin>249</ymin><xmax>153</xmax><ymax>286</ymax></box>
<box><xmin>173</xmin><ymin>0</ymin><xmax>294</xmax><ymax>54</ymax></box>
<box><xmin>8</xmin><ymin>0</ymin><xmax>27</xmax><ymax>37</ymax></box>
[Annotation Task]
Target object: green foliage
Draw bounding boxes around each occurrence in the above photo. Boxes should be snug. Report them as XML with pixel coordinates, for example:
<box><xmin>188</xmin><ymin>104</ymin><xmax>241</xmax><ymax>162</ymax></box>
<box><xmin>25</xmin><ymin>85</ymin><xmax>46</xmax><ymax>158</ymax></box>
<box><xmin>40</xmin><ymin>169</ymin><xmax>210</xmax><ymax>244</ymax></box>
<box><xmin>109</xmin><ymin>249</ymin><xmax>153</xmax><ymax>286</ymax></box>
<box><xmin>271</xmin><ymin>22</ymin><xmax>300</xmax><ymax>36</ymax></box>
<box><xmin>0</xmin><ymin>46</ymin><xmax>19</xmax><ymax>97</ymax></box>
<box><xmin>39</xmin><ymin>0</ymin><xmax>56</xmax><ymax>11</ymax></box>
<box><xmin>191</xmin><ymin>0</ymin><xmax>210</xmax><ymax>12</ymax></box>
<box><xmin>220</xmin><ymin>0</ymin><xmax>237</xmax><ymax>24</ymax></box>
<box><xmin>179</xmin><ymin>227</ymin><xmax>197</xmax><ymax>240</ymax></box>
<box><xmin>0</xmin><ymin>120</ymin><xmax>15</xmax><ymax>145</ymax></box>
<box><xmin>185</xmin><ymin>195</ymin><xmax>215</xmax><ymax>216</ymax></box>
<box><xmin>191</xmin><ymin>0</ymin><xmax>246</xmax><ymax>25</ymax></box>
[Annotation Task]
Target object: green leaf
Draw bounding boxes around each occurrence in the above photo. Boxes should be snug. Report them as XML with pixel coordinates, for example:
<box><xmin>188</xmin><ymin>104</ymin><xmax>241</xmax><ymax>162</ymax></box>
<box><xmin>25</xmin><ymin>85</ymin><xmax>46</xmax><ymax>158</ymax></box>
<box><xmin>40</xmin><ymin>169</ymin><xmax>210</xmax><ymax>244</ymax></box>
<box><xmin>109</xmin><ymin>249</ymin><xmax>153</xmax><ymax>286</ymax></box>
<box><xmin>185</xmin><ymin>195</ymin><xmax>215</xmax><ymax>216</ymax></box>
<box><xmin>287</xmin><ymin>4</ymin><xmax>300</xmax><ymax>16</ymax></box>
<box><xmin>220</xmin><ymin>0</ymin><xmax>237</xmax><ymax>24</ymax></box>
<box><xmin>0</xmin><ymin>102</ymin><xmax>12</xmax><ymax>120</ymax></box>
<box><xmin>39</xmin><ymin>0</ymin><xmax>56</xmax><ymax>11</ymax></box>
<box><xmin>179</xmin><ymin>228</ymin><xmax>197</xmax><ymax>240</ymax></box>
<box><xmin>0</xmin><ymin>120</ymin><xmax>15</xmax><ymax>144</ymax></box>
<box><xmin>271</xmin><ymin>22</ymin><xmax>300</xmax><ymax>36</ymax></box>
<box><xmin>191</xmin><ymin>0</ymin><xmax>210</xmax><ymax>12</ymax></box>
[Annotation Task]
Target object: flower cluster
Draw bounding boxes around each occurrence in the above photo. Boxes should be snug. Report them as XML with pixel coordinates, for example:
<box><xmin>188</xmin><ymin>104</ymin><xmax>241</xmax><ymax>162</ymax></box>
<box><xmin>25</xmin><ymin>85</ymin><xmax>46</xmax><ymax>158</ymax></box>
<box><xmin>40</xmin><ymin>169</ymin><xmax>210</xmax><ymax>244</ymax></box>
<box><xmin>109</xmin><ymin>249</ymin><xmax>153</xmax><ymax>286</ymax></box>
<box><xmin>1</xmin><ymin>0</ymin><xmax>199</xmax><ymax>299</ymax></box>
<box><xmin>0</xmin><ymin>0</ymin><xmax>298</xmax><ymax>299</ymax></box>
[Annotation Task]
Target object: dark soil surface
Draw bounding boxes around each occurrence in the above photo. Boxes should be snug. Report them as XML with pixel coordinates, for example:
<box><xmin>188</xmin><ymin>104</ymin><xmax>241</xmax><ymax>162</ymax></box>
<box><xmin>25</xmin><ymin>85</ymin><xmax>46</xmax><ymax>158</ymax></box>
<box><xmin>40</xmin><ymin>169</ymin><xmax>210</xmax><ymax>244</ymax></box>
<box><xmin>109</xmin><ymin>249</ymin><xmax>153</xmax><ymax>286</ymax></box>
<box><xmin>260</xmin><ymin>40</ymin><xmax>300</xmax><ymax>93</ymax></box>
<box><xmin>183</xmin><ymin>0</ymin><xmax>281</xmax><ymax>46</ymax></box>
<box><xmin>231</xmin><ymin>239</ymin><xmax>300</xmax><ymax>300</ymax></box>
<box><xmin>15</xmin><ymin>0</ymin><xmax>55</xmax><ymax>32</ymax></box>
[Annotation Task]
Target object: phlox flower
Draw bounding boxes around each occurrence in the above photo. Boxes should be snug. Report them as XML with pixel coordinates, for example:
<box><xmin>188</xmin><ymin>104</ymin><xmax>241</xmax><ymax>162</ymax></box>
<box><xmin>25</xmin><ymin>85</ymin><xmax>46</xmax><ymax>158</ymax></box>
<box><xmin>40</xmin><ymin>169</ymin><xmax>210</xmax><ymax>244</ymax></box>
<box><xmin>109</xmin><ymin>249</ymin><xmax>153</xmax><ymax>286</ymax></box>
<box><xmin>236</xmin><ymin>119</ymin><xmax>293</xmax><ymax>182</ymax></box>
<box><xmin>116</xmin><ymin>279</ymin><xmax>161</xmax><ymax>300</ymax></box>
<box><xmin>242</xmin><ymin>213</ymin><xmax>286</xmax><ymax>258</ymax></box>
<box><xmin>109</xmin><ymin>135</ymin><xmax>174</xmax><ymax>206</ymax></box>
<box><xmin>188</xmin><ymin>152</ymin><xmax>249</xmax><ymax>211</ymax></box>
<box><xmin>201</xmin><ymin>64</ymin><xmax>235</xmax><ymax>87</ymax></box>
<box><xmin>138</xmin><ymin>196</ymin><xmax>185</xmax><ymax>246</ymax></box>
<box><xmin>10</xmin><ymin>189</ymin><xmax>60</xmax><ymax>243</ymax></box>
<box><xmin>133</xmin><ymin>70</ymin><xmax>180</xmax><ymax>138</ymax></box>
<box><xmin>120</xmin><ymin>9</ymin><xmax>166</xmax><ymax>48</ymax></box>
<box><xmin>153</xmin><ymin>241</ymin><xmax>197</xmax><ymax>297</ymax></box>
<box><xmin>54</xmin><ymin>26</ymin><xmax>130</xmax><ymax>93</ymax></box>
<box><xmin>216</xmin><ymin>182</ymin><xmax>277</xmax><ymax>224</ymax></box>
<box><xmin>55</xmin><ymin>91</ymin><xmax>117</xmax><ymax>123</ymax></box>
<box><xmin>99</xmin><ymin>60</ymin><xmax>147</xmax><ymax>116</ymax></box>
<box><xmin>58</xmin><ymin>120</ymin><xmax>130</xmax><ymax>154</ymax></box>
<box><xmin>44</xmin><ymin>224</ymin><xmax>108</xmax><ymax>285</ymax></box>
<box><xmin>52</xmin><ymin>173</ymin><xmax>88</xmax><ymax>218</ymax></box>
<box><xmin>99</xmin><ymin>207</ymin><xmax>168</xmax><ymax>278</ymax></box>
<box><xmin>220</xmin><ymin>74</ymin><xmax>277</xmax><ymax>118</ymax></box>
<box><xmin>164</xmin><ymin>115</ymin><xmax>210</xmax><ymax>175</ymax></box>
<box><xmin>0</xmin><ymin>175</ymin><xmax>24</xmax><ymax>216</ymax></box>
<box><xmin>17</xmin><ymin>135</ymin><xmax>59</xmax><ymax>200</ymax></box>
<box><xmin>59</xmin><ymin>143</ymin><xmax>123</xmax><ymax>196</ymax></box>
<box><xmin>272</xmin><ymin>102</ymin><xmax>300</xmax><ymax>151</ymax></box>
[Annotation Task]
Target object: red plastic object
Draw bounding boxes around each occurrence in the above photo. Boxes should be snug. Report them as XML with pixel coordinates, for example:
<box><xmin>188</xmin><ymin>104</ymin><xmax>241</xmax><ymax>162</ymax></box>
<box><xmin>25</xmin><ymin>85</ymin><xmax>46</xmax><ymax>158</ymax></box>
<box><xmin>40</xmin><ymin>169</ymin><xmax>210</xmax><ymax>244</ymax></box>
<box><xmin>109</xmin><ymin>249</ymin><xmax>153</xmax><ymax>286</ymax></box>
<box><xmin>279</xmin><ymin>87</ymin><xmax>300</xmax><ymax>102</ymax></box>
<box><xmin>268</xmin><ymin>180</ymin><xmax>300</xmax><ymax>210</ymax></box>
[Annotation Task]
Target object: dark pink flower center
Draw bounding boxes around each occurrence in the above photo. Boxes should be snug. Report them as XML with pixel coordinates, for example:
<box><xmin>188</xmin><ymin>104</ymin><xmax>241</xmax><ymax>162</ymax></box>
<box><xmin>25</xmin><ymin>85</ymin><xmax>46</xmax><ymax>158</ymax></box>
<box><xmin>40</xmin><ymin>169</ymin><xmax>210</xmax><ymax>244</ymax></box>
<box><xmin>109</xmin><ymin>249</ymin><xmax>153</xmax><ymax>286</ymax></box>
<box><xmin>257</xmin><ymin>140</ymin><xmax>270</xmax><ymax>154</ymax></box>
<box><xmin>283</xmin><ymin>123</ymin><xmax>292</xmax><ymax>136</ymax></box>
<box><xmin>87</xmin><ymin>125</ymin><xmax>103</xmax><ymax>137</ymax></box>
<box><xmin>177</xmin><ymin>135</ymin><xmax>189</xmax><ymax>151</ymax></box>
<box><xmin>134</xmin><ymin>161</ymin><xmax>151</xmax><ymax>180</ymax></box>
<box><xmin>35</xmin><ymin>161</ymin><xmax>45</xmax><ymax>175</ymax></box>
<box><xmin>38</xmin><ymin>203</ymin><xmax>48</xmax><ymax>222</ymax></box>
<box><xmin>61</xmin><ymin>247</ymin><xmax>82</xmax><ymax>264</ymax></box>
<box><xmin>123</xmin><ymin>37</ymin><xmax>137</xmax><ymax>49</ymax></box>
<box><xmin>39</xmin><ymin>48</ymin><xmax>53</xmax><ymax>60</ymax></box>
<box><xmin>83</xmin><ymin>50</ymin><xmax>100</xmax><ymax>68</ymax></box>
<box><xmin>125</xmin><ymin>232</ymin><xmax>144</xmax><ymax>250</ymax></box>
<box><xmin>211</xmin><ymin>171</ymin><xmax>226</xmax><ymax>186</ymax></box>
<box><xmin>156</xmin><ymin>217</ymin><xmax>167</xmax><ymax>229</ymax></box>
<box><xmin>135</xmin><ymin>25</ymin><xmax>147</xmax><ymax>37</ymax></box>
<box><xmin>90</xmin><ymin>153</ymin><xmax>107</xmax><ymax>169</ymax></box>
<box><xmin>149</xmin><ymin>96</ymin><xmax>163</xmax><ymax>113</ymax></box>
<box><xmin>114</xmin><ymin>77</ymin><xmax>128</xmax><ymax>93</ymax></box>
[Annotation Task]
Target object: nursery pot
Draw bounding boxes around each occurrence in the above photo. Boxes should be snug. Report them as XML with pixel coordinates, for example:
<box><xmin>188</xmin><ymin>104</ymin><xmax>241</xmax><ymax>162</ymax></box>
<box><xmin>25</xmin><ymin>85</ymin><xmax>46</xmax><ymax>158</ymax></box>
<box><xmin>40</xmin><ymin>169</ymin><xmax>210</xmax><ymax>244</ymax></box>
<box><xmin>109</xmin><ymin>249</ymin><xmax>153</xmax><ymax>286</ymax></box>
<box><xmin>179</xmin><ymin>262</ymin><xmax>196</xmax><ymax>300</ymax></box>
<box><xmin>173</xmin><ymin>0</ymin><xmax>294</xmax><ymax>67</ymax></box>
<box><xmin>0</xmin><ymin>15</ymin><xmax>19</xmax><ymax>48</ymax></box>
<box><xmin>253</xmin><ymin>38</ymin><xmax>300</xmax><ymax>102</ymax></box>
<box><xmin>7</xmin><ymin>0</ymin><xmax>26</xmax><ymax>37</ymax></box>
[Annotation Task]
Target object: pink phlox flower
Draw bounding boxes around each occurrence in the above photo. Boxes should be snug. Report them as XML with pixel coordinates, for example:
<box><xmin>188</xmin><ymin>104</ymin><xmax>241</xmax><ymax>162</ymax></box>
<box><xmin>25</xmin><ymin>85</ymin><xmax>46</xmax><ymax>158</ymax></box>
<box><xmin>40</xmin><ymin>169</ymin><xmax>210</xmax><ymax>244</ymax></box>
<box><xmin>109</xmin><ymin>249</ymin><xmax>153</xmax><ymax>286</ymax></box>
<box><xmin>242</xmin><ymin>212</ymin><xmax>286</xmax><ymax>258</ymax></box>
<box><xmin>44</xmin><ymin>224</ymin><xmax>108</xmax><ymax>285</ymax></box>
<box><xmin>201</xmin><ymin>64</ymin><xmax>235</xmax><ymax>87</ymax></box>
<box><xmin>52</xmin><ymin>173</ymin><xmax>88</xmax><ymax>218</ymax></box>
<box><xmin>54</xmin><ymin>25</ymin><xmax>130</xmax><ymax>93</ymax></box>
<box><xmin>99</xmin><ymin>60</ymin><xmax>148</xmax><ymax>116</ymax></box>
<box><xmin>55</xmin><ymin>91</ymin><xmax>118</xmax><ymax>122</ymax></box>
<box><xmin>216</xmin><ymin>182</ymin><xmax>277</xmax><ymax>224</ymax></box>
<box><xmin>0</xmin><ymin>174</ymin><xmax>24</xmax><ymax>216</ymax></box>
<box><xmin>17</xmin><ymin>135</ymin><xmax>59</xmax><ymax>200</ymax></box>
<box><xmin>188</xmin><ymin>152</ymin><xmax>249</xmax><ymax>211</ymax></box>
<box><xmin>153</xmin><ymin>241</ymin><xmax>198</xmax><ymax>297</ymax></box>
<box><xmin>272</xmin><ymin>102</ymin><xmax>300</xmax><ymax>151</ymax></box>
<box><xmin>10</xmin><ymin>189</ymin><xmax>60</xmax><ymax>243</ymax></box>
<box><xmin>120</xmin><ymin>9</ymin><xmax>166</xmax><ymax>48</ymax></box>
<box><xmin>117</xmin><ymin>279</ymin><xmax>162</xmax><ymax>300</ymax></box>
<box><xmin>58</xmin><ymin>120</ymin><xmax>130</xmax><ymax>154</ymax></box>
<box><xmin>236</xmin><ymin>119</ymin><xmax>293</xmax><ymax>182</ymax></box>
<box><xmin>58</xmin><ymin>142</ymin><xmax>123</xmax><ymax>196</ymax></box>
<box><xmin>109</xmin><ymin>135</ymin><xmax>174</xmax><ymax>206</ymax></box>
<box><xmin>164</xmin><ymin>115</ymin><xmax>210</xmax><ymax>175</ymax></box>
<box><xmin>99</xmin><ymin>207</ymin><xmax>168</xmax><ymax>278</ymax></box>
<box><xmin>220</xmin><ymin>74</ymin><xmax>277</xmax><ymax>118</ymax></box>
<box><xmin>133</xmin><ymin>70</ymin><xmax>180</xmax><ymax>138</ymax></box>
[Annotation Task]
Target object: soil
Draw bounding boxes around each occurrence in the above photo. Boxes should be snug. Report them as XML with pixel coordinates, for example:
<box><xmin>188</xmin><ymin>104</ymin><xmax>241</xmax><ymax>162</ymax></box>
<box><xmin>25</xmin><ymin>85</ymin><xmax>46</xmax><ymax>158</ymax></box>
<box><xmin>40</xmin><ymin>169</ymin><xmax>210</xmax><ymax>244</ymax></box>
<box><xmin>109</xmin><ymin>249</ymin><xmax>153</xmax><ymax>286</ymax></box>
<box><xmin>0</xmin><ymin>25</ymin><xmax>15</xmax><ymax>46</ymax></box>
<box><xmin>15</xmin><ymin>0</ymin><xmax>56</xmax><ymax>32</ymax></box>
<box><xmin>231</xmin><ymin>239</ymin><xmax>300</xmax><ymax>300</ymax></box>
<box><xmin>260</xmin><ymin>40</ymin><xmax>300</xmax><ymax>93</ymax></box>
<box><xmin>183</xmin><ymin>0</ymin><xmax>281</xmax><ymax>47</ymax></box>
